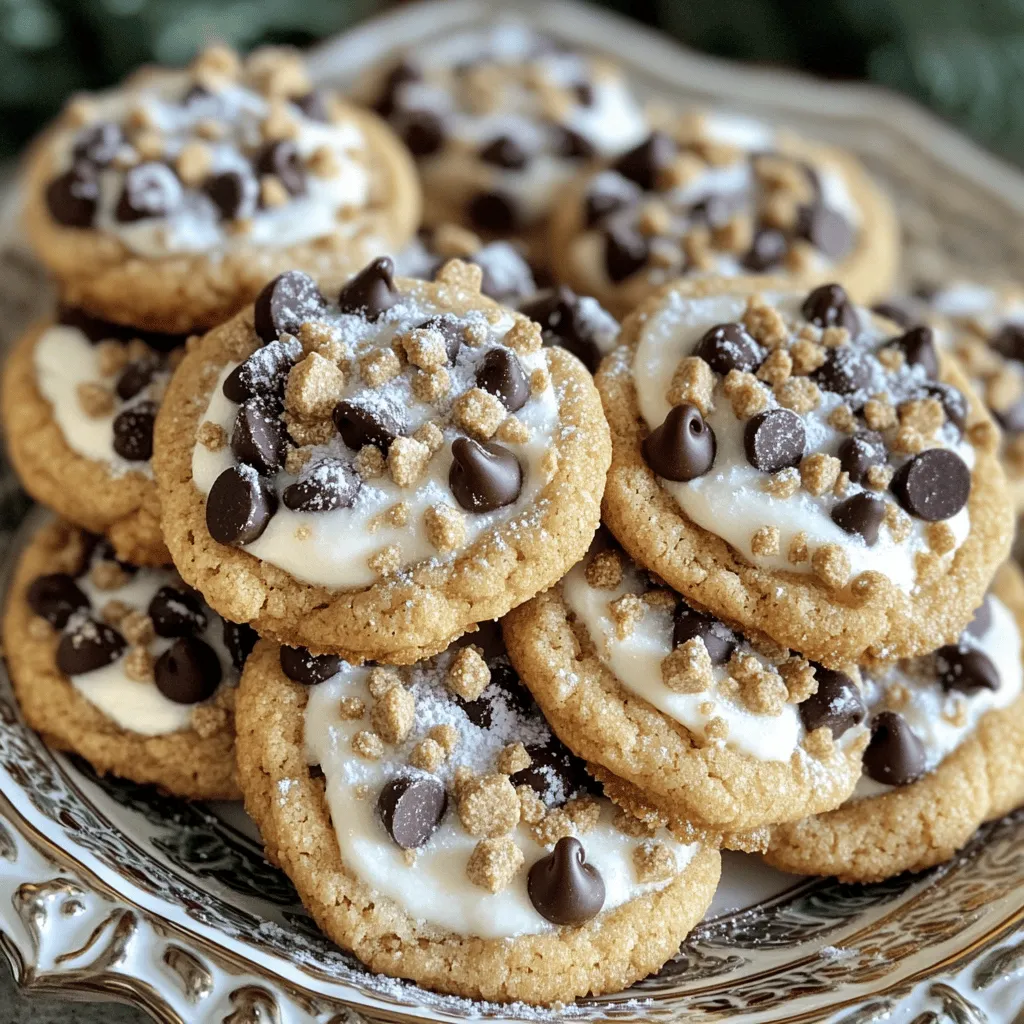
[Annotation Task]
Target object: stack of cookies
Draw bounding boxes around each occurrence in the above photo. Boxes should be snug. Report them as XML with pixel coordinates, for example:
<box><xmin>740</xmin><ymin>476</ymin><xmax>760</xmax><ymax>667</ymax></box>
<box><xmin>3</xmin><ymin>20</ymin><xmax>1023</xmax><ymax>1009</ymax></box>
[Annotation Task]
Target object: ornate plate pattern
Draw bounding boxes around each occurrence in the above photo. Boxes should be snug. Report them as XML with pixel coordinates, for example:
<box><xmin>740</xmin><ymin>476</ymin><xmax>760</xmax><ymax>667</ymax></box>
<box><xmin>1</xmin><ymin>2</ymin><xmax>1024</xmax><ymax>1020</ymax></box>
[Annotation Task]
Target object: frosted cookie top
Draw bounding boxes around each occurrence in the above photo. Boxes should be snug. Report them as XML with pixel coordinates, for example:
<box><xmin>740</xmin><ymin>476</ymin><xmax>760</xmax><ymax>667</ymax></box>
<box><xmin>27</xmin><ymin>534</ymin><xmax>254</xmax><ymax>737</ymax></box>
<box><xmin>296</xmin><ymin>623</ymin><xmax>695</xmax><ymax>938</ymax></box>
<box><xmin>367</xmin><ymin>23</ymin><xmax>647</xmax><ymax>234</ymax></box>
<box><xmin>629</xmin><ymin>282</ymin><xmax>979</xmax><ymax>594</ymax></box>
<box><xmin>43</xmin><ymin>45</ymin><xmax>374</xmax><ymax>257</ymax></box>
<box><xmin>563</xmin><ymin>538</ymin><xmax>868</xmax><ymax>764</ymax></box>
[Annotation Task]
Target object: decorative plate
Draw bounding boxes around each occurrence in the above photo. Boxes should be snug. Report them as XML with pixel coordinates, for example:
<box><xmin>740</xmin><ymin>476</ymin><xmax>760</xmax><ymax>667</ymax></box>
<box><xmin>2</xmin><ymin>2</ymin><xmax>1024</xmax><ymax>1021</ymax></box>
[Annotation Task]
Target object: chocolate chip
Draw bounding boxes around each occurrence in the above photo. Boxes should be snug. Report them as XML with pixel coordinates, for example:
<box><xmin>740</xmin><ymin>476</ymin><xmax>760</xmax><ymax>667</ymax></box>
<box><xmin>862</xmin><ymin>711</ymin><xmax>925</xmax><ymax>787</ymax></box>
<box><xmin>279</xmin><ymin>645</ymin><xmax>341</xmax><ymax>685</ymax></box>
<box><xmin>72</xmin><ymin>122</ymin><xmax>123</xmax><ymax>167</ymax></box>
<box><xmin>231</xmin><ymin>399</ymin><xmax>287</xmax><ymax>475</ymax></box>
<box><xmin>45</xmin><ymin>166</ymin><xmax>99</xmax><ymax>227</ymax></box>
<box><xmin>154</xmin><ymin>637</ymin><xmax>222</xmax><ymax>704</ymax></box>
<box><xmin>872</xmin><ymin>301</ymin><xmax>918</xmax><ymax>328</ymax></box>
<box><xmin>691</xmin><ymin>192</ymin><xmax>745</xmax><ymax>230</ymax></box>
<box><xmin>206</xmin><ymin>466</ymin><xmax>277</xmax><ymax>545</ymax></box>
<box><xmin>801</xmin><ymin>283</ymin><xmax>859</xmax><ymax>335</ymax></box>
<box><xmin>116</xmin><ymin>357</ymin><xmax>160</xmax><ymax>401</ymax></box>
<box><xmin>695</xmin><ymin>323</ymin><xmax>764</xmax><ymax>374</ymax></box>
<box><xmin>255</xmin><ymin>139</ymin><xmax>306</xmax><ymax>197</ymax></box>
<box><xmin>799</xmin><ymin>666</ymin><xmax>866</xmax><ymax>739</ymax></box>
<box><xmin>27</xmin><ymin>574</ymin><xmax>89</xmax><ymax>628</ymax></box>
<box><xmin>373</xmin><ymin>60</ymin><xmax>420</xmax><ymax>117</ymax></box>
<box><xmin>396</xmin><ymin>108</ymin><xmax>445</xmax><ymax>157</ymax></box>
<box><xmin>475</xmin><ymin>348</ymin><xmax>529</xmax><ymax>412</ymax></box>
<box><xmin>891</xmin><ymin>448</ymin><xmax>970</xmax><ymax>521</ymax></box>
<box><xmin>553</xmin><ymin>125</ymin><xmax>595</xmax><ymax>160</ymax></box>
<box><xmin>837</xmin><ymin>430</ymin><xmax>887</xmax><ymax>484</ymax></box>
<box><xmin>519</xmin><ymin>287</ymin><xmax>612</xmax><ymax>372</ymax></box>
<box><xmin>643</xmin><ymin>403</ymin><xmax>717</xmax><ymax>481</ymax></box>
<box><xmin>377</xmin><ymin>774</ymin><xmax>448</xmax><ymax>850</ymax></box>
<box><xmin>468</xmin><ymin>190</ymin><xmax>519</xmax><ymax>234</ymax></box>
<box><xmin>56</xmin><ymin>617</ymin><xmax>127</xmax><ymax>676</ymax></box>
<box><xmin>333</xmin><ymin>400</ymin><xmax>405</xmax><ymax>454</ymax></box>
<box><xmin>293</xmin><ymin>89</ymin><xmax>330</xmax><ymax>122</ymax></box>
<box><xmin>337</xmin><ymin>257</ymin><xmax>400</xmax><ymax>321</ymax></box>
<box><xmin>673</xmin><ymin>605</ymin><xmax>737</xmax><ymax>665</ymax></box>
<box><xmin>887</xmin><ymin>325</ymin><xmax>939</xmax><ymax>380</ymax></box>
<box><xmin>254</xmin><ymin>271</ymin><xmax>325</xmax><ymax>344</ymax></box>
<box><xmin>796</xmin><ymin>204</ymin><xmax>854</xmax><ymax>261</ymax></box>
<box><xmin>204</xmin><ymin>169</ymin><xmax>258</xmax><ymax>220</ymax></box>
<box><xmin>148</xmin><ymin>586</ymin><xmax>207</xmax><ymax>638</ymax></box>
<box><xmin>222</xmin><ymin>619</ymin><xmax>258</xmax><ymax>671</ymax></box>
<box><xmin>922</xmin><ymin>382</ymin><xmax>968</xmax><ymax>434</ymax></box>
<box><xmin>115</xmin><ymin>162</ymin><xmax>183</xmax><ymax>222</ymax></box>
<box><xmin>416</xmin><ymin>314</ymin><xmax>464</xmax><ymax>362</ymax></box>
<box><xmin>996</xmin><ymin>398</ymin><xmax>1024</xmax><ymax>434</ymax></box>
<box><xmin>813</xmin><ymin>346</ymin><xmax>874</xmax><ymax>396</ymax></box>
<box><xmin>282</xmin><ymin>459</ymin><xmax>360</xmax><ymax>512</ymax></box>
<box><xmin>990</xmin><ymin>323</ymin><xmax>1024</xmax><ymax>363</ymax></box>
<box><xmin>573</xmin><ymin>81</ymin><xmax>595</xmax><ymax>106</ymax></box>
<box><xmin>112</xmin><ymin>403</ymin><xmax>156</xmax><ymax>461</ymax></box>
<box><xmin>528</xmin><ymin>836</ymin><xmax>605</xmax><ymax>925</ymax></box>
<box><xmin>479</xmin><ymin>135</ymin><xmax>529</xmax><ymax>170</ymax></box>
<box><xmin>603</xmin><ymin>223</ymin><xmax>649</xmax><ymax>282</ymax></box>
<box><xmin>742</xmin><ymin>228</ymin><xmax>788</xmax><ymax>272</ymax></box>
<box><xmin>831</xmin><ymin>493</ymin><xmax>886</xmax><ymax>545</ymax></box>
<box><xmin>511</xmin><ymin>741</ymin><xmax>591</xmax><ymax>806</ymax></box>
<box><xmin>612</xmin><ymin>131</ymin><xmax>675</xmax><ymax>190</ymax></box>
<box><xmin>936</xmin><ymin>645</ymin><xmax>1000</xmax><ymax>694</ymax></box>
<box><xmin>223</xmin><ymin>336</ymin><xmax>303</xmax><ymax>401</ymax></box>
<box><xmin>449</xmin><ymin>438</ymin><xmax>523</xmax><ymax>513</ymax></box>
<box><xmin>583</xmin><ymin>176</ymin><xmax>639</xmax><ymax>227</ymax></box>
<box><xmin>744</xmin><ymin>409</ymin><xmax>805</xmax><ymax>473</ymax></box>
<box><xmin>965</xmin><ymin>596</ymin><xmax>993</xmax><ymax>640</ymax></box>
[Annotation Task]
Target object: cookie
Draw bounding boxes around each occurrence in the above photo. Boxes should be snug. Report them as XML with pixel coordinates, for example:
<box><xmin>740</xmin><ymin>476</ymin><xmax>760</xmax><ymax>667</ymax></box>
<box><xmin>360</xmin><ymin>24</ymin><xmax>647</xmax><ymax>266</ymax></box>
<box><xmin>153</xmin><ymin>257</ymin><xmax>610</xmax><ymax>661</ymax></box>
<box><xmin>22</xmin><ymin>44</ymin><xmax>420</xmax><ymax>334</ymax></box>
<box><xmin>4</xmin><ymin>519</ymin><xmax>254</xmax><ymax>798</ymax></box>
<box><xmin>597</xmin><ymin>278</ymin><xmax>1013</xmax><ymax>667</ymax></box>
<box><xmin>764</xmin><ymin>562</ymin><xmax>1024</xmax><ymax>882</ymax></box>
<box><xmin>1</xmin><ymin>310</ymin><xmax>189</xmax><ymax>565</ymax></box>
<box><xmin>548</xmin><ymin>110</ymin><xmax>900</xmax><ymax>318</ymax></box>
<box><xmin>503</xmin><ymin>535</ymin><xmax>868</xmax><ymax>839</ymax></box>
<box><xmin>234</xmin><ymin>625</ymin><xmax>720</xmax><ymax>1004</ymax></box>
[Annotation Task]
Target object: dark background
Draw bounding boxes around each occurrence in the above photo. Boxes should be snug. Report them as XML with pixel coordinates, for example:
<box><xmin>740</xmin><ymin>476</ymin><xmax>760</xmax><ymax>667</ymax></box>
<box><xmin>2</xmin><ymin>0</ymin><xmax>1023</xmax><ymax>164</ymax></box>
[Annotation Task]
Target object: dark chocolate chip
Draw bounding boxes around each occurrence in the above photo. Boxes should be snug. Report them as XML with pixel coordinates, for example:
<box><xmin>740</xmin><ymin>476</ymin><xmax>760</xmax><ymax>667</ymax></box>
<box><xmin>45</xmin><ymin>166</ymin><xmax>99</xmax><ymax>227</ymax></box>
<box><xmin>27</xmin><ymin>574</ymin><xmax>89</xmax><ymax>629</ymax></box>
<box><xmin>449</xmin><ymin>437</ymin><xmax>523</xmax><ymax>513</ymax></box>
<box><xmin>373</xmin><ymin>60</ymin><xmax>420</xmax><ymax>118</ymax></box>
<box><xmin>583</xmin><ymin>176</ymin><xmax>638</xmax><ymax>227</ymax></box>
<box><xmin>922</xmin><ymin>382</ymin><xmax>968</xmax><ymax>434</ymax></box>
<box><xmin>337</xmin><ymin>256</ymin><xmax>399</xmax><ymax>321</ymax></box>
<box><xmin>519</xmin><ymin>286</ymin><xmax>612</xmax><ymax>372</ymax></box>
<box><xmin>528</xmin><ymin>836</ymin><xmax>605</xmax><ymax>925</ymax></box>
<box><xmin>479</xmin><ymin>135</ymin><xmax>529</xmax><ymax>170</ymax></box>
<box><xmin>293</xmin><ymin>89</ymin><xmax>330</xmax><ymax>122</ymax></box>
<box><xmin>231</xmin><ymin>398</ymin><xmax>287</xmax><ymax>475</ymax></box>
<box><xmin>279</xmin><ymin>645</ymin><xmax>341</xmax><ymax>685</ymax></box>
<box><xmin>468</xmin><ymin>190</ymin><xmax>519</xmax><ymax>234</ymax></box>
<box><xmin>475</xmin><ymin>348</ymin><xmax>529</xmax><ymax>412</ymax></box>
<box><xmin>936</xmin><ymin>645</ymin><xmax>1000</xmax><ymax>694</ymax></box>
<box><xmin>965</xmin><ymin>596</ymin><xmax>993</xmax><ymax>640</ymax></box>
<box><xmin>223</xmin><ymin>336</ymin><xmax>303</xmax><ymax>401</ymax></box>
<box><xmin>553</xmin><ymin>124</ymin><xmax>595</xmax><ymax>160</ymax></box>
<box><xmin>573</xmin><ymin>81</ymin><xmax>595</xmax><ymax>106</ymax></box>
<box><xmin>112</xmin><ymin>402</ymin><xmax>156</xmax><ymax>461</ymax></box>
<box><xmin>377</xmin><ymin>774</ymin><xmax>448</xmax><ymax>850</ymax></box>
<box><xmin>890</xmin><ymin>448</ymin><xmax>970</xmax><ymax>521</ymax></box>
<box><xmin>253</xmin><ymin>271</ymin><xmax>325</xmax><ymax>344</ymax></box>
<box><xmin>813</xmin><ymin>346</ymin><xmax>874</xmax><ymax>396</ymax></box>
<box><xmin>204</xmin><ymin>169</ymin><xmax>258</xmax><ymax>220</ymax></box>
<box><xmin>56</xmin><ymin>617</ymin><xmax>127</xmax><ymax>676</ymax></box>
<box><xmin>837</xmin><ymin>430</ymin><xmax>887</xmax><ymax>485</ymax></box>
<box><xmin>416</xmin><ymin>314</ymin><xmax>463</xmax><ymax>362</ymax></box>
<box><xmin>642</xmin><ymin>403</ymin><xmax>716</xmax><ymax>481</ymax></box>
<box><xmin>222</xmin><ymin>619</ymin><xmax>259</xmax><ymax>671</ymax></box>
<box><xmin>72</xmin><ymin>122</ymin><xmax>123</xmax><ymax>167</ymax></box>
<box><xmin>154</xmin><ymin>637</ymin><xmax>222</xmax><ymax>704</ymax></box>
<box><xmin>887</xmin><ymin>325</ymin><xmax>939</xmax><ymax>380</ymax></box>
<box><xmin>691</xmin><ymin>192</ymin><xmax>744</xmax><ymax>230</ymax></box>
<box><xmin>744</xmin><ymin>409</ymin><xmax>805</xmax><ymax>473</ymax></box>
<box><xmin>796</xmin><ymin>204</ymin><xmax>854</xmax><ymax>261</ymax></box>
<box><xmin>801</xmin><ymin>283</ymin><xmax>859</xmax><ymax>335</ymax></box>
<box><xmin>695</xmin><ymin>323</ymin><xmax>764</xmax><ymax>374</ymax></box>
<box><xmin>511</xmin><ymin>741</ymin><xmax>591</xmax><ymax>806</ymax></box>
<box><xmin>148</xmin><ymin>586</ymin><xmax>207</xmax><ymax>638</ymax></box>
<box><xmin>871</xmin><ymin>301</ymin><xmax>918</xmax><ymax>328</ymax></box>
<box><xmin>396</xmin><ymin>108</ymin><xmax>445</xmax><ymax>157</ymax></box>
<box><xmin>799</xmin><ymin>666</ymin><xmax>866</xmax><ymax>739</ymax></box>
<box><xmin>673</xmin><ymin>605</ymin><xmax>737</xmax><ymax>665</ymax></box>
<box><xmin>862</xmin><ymin>711</ymin><xmax>926</xmax><ymax>787</ymax></box>
<box><xmin>282</xmin><ymin>459</ymin><xmax>360</xmax><ymax>512</ymax></box>
<box><xmin>206</xmin><ymin>466</ymin><xmax>277</xmax><ymax>545</ymax></box>
<box><xmin>116</xmin><ymin>357</ymin><xmax>160</xmax><ymax>401</ymax></box>
<box><xmin>612</xmin><ymin>131</ymin><xmax>675</xmax><ymax>190</ymax></box>
<box><xmin>333</xmin><ymin>400</ymin><xmax>405</xmax><ymax>453</ymax></box>
<box><xmin>115</xmin><ymin>162</ymin><xmax>183</xmax><ymax>222</ymax></box>
<box><xmin>255</xmin><ymin>139</ymin><xmax>306</xmax><ymax>196</ymax></box>
<box><xmin>742</xmin><ymin>228</ymin><xmax>788</xmax><ymax>272</ymax></box>
<box><xmin>831</xmin><ymin>493</ymin><xmax>886</xmax><ymax>545</ymax></box>
<box><xmin>603</xmin><ymin>223</ymin><xmax>649</xmax><ymax>282</ymax></box>
<box><xmin>996</xmin><ymin>397</ymin><xmax>1024</xmax><ymax>434</ymax></box>
<box><xmin>990</xmin><ymin>323</ymin><xmax>1024</xmax><ymax>364</ymax></box>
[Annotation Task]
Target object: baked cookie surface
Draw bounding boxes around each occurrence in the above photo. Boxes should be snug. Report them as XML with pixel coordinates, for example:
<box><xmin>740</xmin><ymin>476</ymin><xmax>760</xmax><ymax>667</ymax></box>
<box><xmin>4</xmin><ymin>519</ymin><xmax>254</xmax><ymax>799</ymax></box>
<box><xmin>153</xmin><ymin>258</ymin><xmax>610</xmax><ymax>660</ymax></box>
<box><xmin>549</xmin><ymin>111</ymin><xmax>900</xmax><ymax>317</ymax></box>
<box><xmin>765</xmin><ymin>562</ymin><xmax>1024</xmax><ymax>882</ymax></box>
<box><xmin>23</xmin><ymin>45</ymin><xmax>420</xmax><ymax>333</ymax></box>
<box><xmin>598</xmin><ymin>278</ymin><xmax>1013</xmax><ymax>666</ymax></box>
<box><xmin>2</xmin><ymin>311</ymin><xmax>188</xmax><ymax>565</ymax></box>
<box><xmin>235</xmin><ymin>627</ymin><xmax>720</xmax><ymax>1004</ymax></box>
